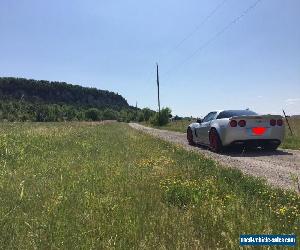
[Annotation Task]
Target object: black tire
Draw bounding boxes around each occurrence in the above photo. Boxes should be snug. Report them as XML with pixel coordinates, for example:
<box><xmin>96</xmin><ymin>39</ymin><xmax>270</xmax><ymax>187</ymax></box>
<box><xmin>264</xmin><ymin>144</ymin><xmax>279</xmax><ymax>151</ymax></box>
<box><xmin>187</xmin><ymin>127</ymin><xmax>195</xmax><ymax>145</ymax></box>
<box><xmin>209</xmin><ymin>129</ymin><xmax>223</xmax><ymax>153</ymax></box>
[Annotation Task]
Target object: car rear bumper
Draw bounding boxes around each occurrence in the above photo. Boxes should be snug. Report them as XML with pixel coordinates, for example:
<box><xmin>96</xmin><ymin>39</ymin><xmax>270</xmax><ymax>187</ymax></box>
<box><xmin>220</xmin><ymin>126</ymin><xmax>284</xmax><ymax>146</ymax></box>
<box><xmin>229</xmin><ymin>139</ymin><xmax>281</xmax><ymax>147</ymax></box>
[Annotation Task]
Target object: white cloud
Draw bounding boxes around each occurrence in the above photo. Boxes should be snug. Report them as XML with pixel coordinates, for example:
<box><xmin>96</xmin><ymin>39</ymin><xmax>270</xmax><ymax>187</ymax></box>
<box><xmin>285</xmin><ymin>98</ymin><xmax>300</xmax><ymax>105</ymax></box>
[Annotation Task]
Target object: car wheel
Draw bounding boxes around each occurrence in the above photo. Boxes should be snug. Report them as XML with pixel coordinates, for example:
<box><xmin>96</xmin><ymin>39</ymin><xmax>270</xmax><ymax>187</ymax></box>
<box><xmin>209</xmin><ymin>129</ymin><xmax>223</xmax><ymax>153</ymax></box>
<box><xmin>187</xmin><ymin>127</ymin><xmax>195</xmax><ymax>145</ymax></box>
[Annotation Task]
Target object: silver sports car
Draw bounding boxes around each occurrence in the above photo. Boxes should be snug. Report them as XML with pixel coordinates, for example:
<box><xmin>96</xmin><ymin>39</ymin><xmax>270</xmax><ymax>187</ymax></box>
<box><xmin>187</xmin><ymin>110</ymin><xmax>285</xmax><ymax>152</ymax></box>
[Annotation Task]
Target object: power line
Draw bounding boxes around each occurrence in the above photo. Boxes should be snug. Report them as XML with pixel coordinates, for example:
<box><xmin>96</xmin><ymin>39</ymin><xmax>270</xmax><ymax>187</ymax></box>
<box><xmin>163</xmin><ymin>0</ymin><xmax>263</xmax><ymax>79</ymax></box>
<box><xmin>157</xmin><ymin>0</ymin><xmax>229</xmax><ymax>63</ymax></box>
<box><xmin>146</xmin><ymin>1</ymin><xmax>229</xmax><ymax>97</ymax></box>
<box><xmin>138</xmin><ymin>0</ymin><xmax>230</xmax><ymax>106</ymax></box>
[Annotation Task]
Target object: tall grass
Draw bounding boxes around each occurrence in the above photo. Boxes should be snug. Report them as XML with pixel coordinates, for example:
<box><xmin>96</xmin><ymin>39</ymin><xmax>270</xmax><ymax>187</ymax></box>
<box><xmin>0</xmin><ymin>122</ymin><xmax>299</xmax><ymax>249</ymax></box>
<box><xmin>281</xmin><ymin>117</ymin><xmax>300</xmax><ymax>150</ymax></box>
<box><xmin>141</xmin><ymin>119</ymin><xmax>192</xmax><ymax>133</ymax></box>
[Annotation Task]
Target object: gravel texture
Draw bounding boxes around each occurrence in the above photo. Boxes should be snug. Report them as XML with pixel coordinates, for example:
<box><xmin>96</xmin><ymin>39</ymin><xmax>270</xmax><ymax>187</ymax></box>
<box><xmin>129</xmin><ymin>123</ymin><xmax>300</xmax><ymax>191</ymax></box>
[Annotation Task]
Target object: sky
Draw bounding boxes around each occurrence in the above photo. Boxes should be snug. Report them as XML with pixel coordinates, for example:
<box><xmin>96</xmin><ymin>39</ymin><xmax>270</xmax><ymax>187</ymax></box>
<box><xmin>0</xmin><ymin>0</ymin><xmax>299</xmax><ymax>117</ymax></box>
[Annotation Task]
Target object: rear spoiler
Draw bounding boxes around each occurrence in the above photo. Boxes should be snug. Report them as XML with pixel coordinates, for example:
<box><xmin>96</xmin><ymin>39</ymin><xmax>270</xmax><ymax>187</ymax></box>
<box><xmin>230</xmin><ymin>115</ymin><xmax>283</xmax><ymax>120</ymax></box>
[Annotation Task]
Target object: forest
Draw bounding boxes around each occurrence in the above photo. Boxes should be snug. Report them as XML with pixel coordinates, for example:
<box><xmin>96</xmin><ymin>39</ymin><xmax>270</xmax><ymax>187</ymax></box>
<box><xmin>0</xmin><ymin>77</ymin><xmax>155</xmax><ymax>122</ymax></box>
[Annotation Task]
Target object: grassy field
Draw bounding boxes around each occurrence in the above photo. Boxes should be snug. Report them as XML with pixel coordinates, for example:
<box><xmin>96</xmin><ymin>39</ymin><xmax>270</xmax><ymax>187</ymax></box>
<box><xmin>0</xmin><ymin>122</ymin><xmax>299</xmax><ymax>249</ymax></box>
<box><xmin>281</xmin><ymin>118</ymin><xmax>300</xmax><ymax>150</ymax></box>
<box><xmin>143</xmin><ymin>118</ymin><xmax>300</xmax><ymax>150</ymax></box>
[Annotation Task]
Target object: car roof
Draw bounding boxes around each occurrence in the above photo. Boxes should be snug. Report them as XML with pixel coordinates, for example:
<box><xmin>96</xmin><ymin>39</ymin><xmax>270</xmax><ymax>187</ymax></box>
<box><xmin>214</xmin><ymin>109</ymin><xmax>256</xmax><ymax>113</ymax></box>
<box><xmin>203</xmin><ymin>110</ymin><xmax>257</xmax><ymax>117</ymax></box>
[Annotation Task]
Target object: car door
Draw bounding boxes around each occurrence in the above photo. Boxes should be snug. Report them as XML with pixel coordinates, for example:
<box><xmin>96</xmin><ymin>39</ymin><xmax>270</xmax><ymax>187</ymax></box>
<box><xmin>195</xmin><ymin>112</ymin><xmax>217</xmax><ymax>145</ymax></box>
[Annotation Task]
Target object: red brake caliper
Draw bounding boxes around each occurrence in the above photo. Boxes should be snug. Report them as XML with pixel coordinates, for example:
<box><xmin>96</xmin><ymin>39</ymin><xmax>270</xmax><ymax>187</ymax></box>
<box><xmin>211</xmin><ymin>133</ymin><xmax>216</xmax><ymax>149</ymax></box>
<box><xmin>188</xmin><ymin>130</ymin><xmax>192</xmax><ymax>140</ymax></box>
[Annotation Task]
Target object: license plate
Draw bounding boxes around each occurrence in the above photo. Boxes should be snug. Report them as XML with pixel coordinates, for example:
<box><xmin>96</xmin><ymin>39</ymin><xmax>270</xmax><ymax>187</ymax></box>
<box><xmin>252</xmin><ymin>127</ymin><xmax>266</xmax><ymax>135</ymax></box>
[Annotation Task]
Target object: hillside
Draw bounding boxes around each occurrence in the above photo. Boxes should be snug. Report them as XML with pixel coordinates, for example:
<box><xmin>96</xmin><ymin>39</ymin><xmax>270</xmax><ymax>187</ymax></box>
<box><xmin>0</xmin><ymin>77</ymin><xmax>128</xmax><ymax>109</ymax></box>
<box><xmin>0</xmin><ymin>77</ymin><xmax>151</xmax><ymax>122</ymax></box>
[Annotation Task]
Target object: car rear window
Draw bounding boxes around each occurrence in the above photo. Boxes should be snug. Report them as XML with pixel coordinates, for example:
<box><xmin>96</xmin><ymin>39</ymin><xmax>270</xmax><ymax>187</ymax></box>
<box><xmin>217</xmin><ymin>110</ymin><xmax>258</xmax><ymax>119</ymax></box>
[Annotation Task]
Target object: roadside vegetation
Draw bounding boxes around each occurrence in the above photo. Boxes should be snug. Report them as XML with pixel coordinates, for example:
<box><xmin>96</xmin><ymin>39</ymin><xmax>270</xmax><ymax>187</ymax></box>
<box><xmin>0</xmin><ymin>122</ymin><xmax>299</xmax><ymax>249</ymax></box>
<box><xmin>143</xmin><ymin>119</ymin><xmax>193</xmax><ymax>133</ymax></box>
<box><xmin>281</xmin><ymin>117</ymin><xmax>300</xmax><ymax>150</ymax></box>
<box><xmin>148</xmin><ymin>107</ymin><xmax>172</xmax><ymax>126</ymax></box>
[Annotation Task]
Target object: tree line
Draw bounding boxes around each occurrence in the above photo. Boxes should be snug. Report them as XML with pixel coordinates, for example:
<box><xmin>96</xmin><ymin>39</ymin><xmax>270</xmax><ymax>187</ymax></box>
<box><xmin>0</xmin><ymin>77</ymin><xmax>171</xmax><ymax>124</ymax></box>
<box><xmin>0</xmin><ymin>100</ymin><xmax>158</xmax><ymax>122</ymax></box>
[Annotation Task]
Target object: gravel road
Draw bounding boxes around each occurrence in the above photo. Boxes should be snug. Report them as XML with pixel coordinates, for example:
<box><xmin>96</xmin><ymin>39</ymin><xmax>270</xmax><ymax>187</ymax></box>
<box><xmin>129</xmin><ymin>123</ymin><xmax>300</xmax><ymax>191</ymax></box>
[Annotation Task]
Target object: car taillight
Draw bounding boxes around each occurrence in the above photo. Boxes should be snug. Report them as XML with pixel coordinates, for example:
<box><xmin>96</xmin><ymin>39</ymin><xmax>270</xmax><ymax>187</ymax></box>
<box><xmin>230</xmin><ymin>120</ymin><xmax>237</xmax><ymax>127</ymax></box>
<box><xmin>238</xmin><ymin>120</ymin><xmax>246</xmax><ymax>127</ymax></box>
<box><xmin>277</xmin><ymin>119</ymin><xmax>283</xmax><ymax>126</ymax></box>
<box><xmin>270</xmin><ymin>119</ymin><xmax>276</xmax><ymax>126</ymax></box>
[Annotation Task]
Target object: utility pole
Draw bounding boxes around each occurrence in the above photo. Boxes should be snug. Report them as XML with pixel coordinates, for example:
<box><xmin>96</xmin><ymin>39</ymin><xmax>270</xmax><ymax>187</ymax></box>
<box><xmin>156</xmin><ymin>63</ymin><xmax>161</xmax><ymax>124</ymax></box>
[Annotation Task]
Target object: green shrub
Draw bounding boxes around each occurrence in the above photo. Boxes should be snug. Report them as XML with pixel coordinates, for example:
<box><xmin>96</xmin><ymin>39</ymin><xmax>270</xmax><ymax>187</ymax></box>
<box><xmin>85</xmin><ymin>108</ymin><xmax>101</xmax><ymax>121</ymax></box>
<box><xmin>142</xmin><ymin>108</ymin><xmax>153</xmax><ymax>121</ymax></box>
<box><xmin>102</xmin><ymin>108</ymin><xmax>119</xmax><ymax>120</ymax></box>
<box><xmin>137</xmin><ymin>111</ymin><xmax>144</xmax><ymax>122</ymax></box>
<box><xmin>150</xmin><ymin>107</ymin><xmax>172</xmax><ymax>126</ymax></box>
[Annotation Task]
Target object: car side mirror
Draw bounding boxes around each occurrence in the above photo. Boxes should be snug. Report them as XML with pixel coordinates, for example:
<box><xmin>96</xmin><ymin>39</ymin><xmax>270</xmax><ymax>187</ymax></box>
<box><xmin>196</xmin><ymin>118</ymin><xmax>202</xmax><ymax>124</ymax></box>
